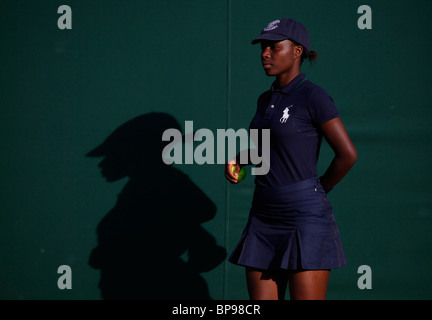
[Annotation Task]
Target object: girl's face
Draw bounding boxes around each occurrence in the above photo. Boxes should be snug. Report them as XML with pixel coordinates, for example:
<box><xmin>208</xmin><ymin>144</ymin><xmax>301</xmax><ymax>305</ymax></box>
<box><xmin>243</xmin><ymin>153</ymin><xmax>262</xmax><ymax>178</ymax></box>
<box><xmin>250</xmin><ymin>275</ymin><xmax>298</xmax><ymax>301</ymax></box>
<box><xmin>260</xmin><ymin>39</ymin><xmax>301</xmax><ymax>77</ymax></box>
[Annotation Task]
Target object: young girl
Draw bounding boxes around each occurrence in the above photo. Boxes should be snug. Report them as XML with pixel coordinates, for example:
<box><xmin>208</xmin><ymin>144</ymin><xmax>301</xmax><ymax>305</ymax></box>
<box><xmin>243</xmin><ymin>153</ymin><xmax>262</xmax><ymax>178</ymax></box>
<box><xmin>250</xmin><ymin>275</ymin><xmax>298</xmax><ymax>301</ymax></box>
<box><xmin>225</xmin><ymin>18</ymin><xmax>357</xmax><ymax>300</ymax></box>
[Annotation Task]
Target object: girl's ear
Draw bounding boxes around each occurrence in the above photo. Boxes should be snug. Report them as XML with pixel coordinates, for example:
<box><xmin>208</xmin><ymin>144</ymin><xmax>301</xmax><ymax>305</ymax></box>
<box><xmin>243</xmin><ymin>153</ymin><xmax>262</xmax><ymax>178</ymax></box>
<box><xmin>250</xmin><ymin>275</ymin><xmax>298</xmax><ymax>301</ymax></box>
<box><xmin>294</xmin><ymin>45</ymin><xmax>303</xmax><ymax>58</ymax></box>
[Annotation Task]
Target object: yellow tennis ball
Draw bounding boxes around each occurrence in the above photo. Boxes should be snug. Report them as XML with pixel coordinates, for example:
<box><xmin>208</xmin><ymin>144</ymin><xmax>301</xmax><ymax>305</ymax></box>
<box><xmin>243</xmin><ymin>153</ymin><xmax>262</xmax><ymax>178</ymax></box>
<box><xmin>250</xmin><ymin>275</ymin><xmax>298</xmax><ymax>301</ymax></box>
<box><xmin>232</xmin><ymin>165</ymin><xmax>246</xmax><ymax>182</ymax></box>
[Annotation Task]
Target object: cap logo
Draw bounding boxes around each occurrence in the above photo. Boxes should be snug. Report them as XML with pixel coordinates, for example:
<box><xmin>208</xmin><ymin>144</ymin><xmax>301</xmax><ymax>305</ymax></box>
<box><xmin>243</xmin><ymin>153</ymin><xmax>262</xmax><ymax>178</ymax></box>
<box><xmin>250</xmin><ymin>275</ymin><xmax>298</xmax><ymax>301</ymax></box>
<box><xmin>263</xmin><ymin>19</ymin><xmax>280</xmax><ymax>31</ymax></box>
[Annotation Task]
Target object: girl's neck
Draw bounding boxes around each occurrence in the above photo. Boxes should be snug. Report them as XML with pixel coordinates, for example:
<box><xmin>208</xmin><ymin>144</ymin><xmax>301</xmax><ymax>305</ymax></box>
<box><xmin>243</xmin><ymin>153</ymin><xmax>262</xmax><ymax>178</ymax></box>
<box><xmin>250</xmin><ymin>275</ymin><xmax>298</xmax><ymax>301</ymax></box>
<box><xmin>275</xmin><ymin>68</ymin><xmax>301</xmax><ymax>89</ymax></box>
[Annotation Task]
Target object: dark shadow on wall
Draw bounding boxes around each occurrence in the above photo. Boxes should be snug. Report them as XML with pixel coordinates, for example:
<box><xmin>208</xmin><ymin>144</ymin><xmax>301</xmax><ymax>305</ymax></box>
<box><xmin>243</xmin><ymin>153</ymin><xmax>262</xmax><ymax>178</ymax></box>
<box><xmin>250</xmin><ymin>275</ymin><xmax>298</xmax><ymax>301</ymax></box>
<box><xmin>86</xmin><ymin>112</ymin><xmax>226</xmax><ymax>299</ymax></box>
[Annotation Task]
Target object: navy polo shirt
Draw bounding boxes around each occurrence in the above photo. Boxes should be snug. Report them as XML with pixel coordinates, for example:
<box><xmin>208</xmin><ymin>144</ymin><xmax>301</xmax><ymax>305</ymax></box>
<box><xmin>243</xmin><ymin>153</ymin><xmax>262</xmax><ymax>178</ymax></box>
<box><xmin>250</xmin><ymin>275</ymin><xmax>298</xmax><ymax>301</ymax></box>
<box><xmin>250</xmin><ymin>73</ymin><xmax>339</xmax><ymax>188</ymax></box>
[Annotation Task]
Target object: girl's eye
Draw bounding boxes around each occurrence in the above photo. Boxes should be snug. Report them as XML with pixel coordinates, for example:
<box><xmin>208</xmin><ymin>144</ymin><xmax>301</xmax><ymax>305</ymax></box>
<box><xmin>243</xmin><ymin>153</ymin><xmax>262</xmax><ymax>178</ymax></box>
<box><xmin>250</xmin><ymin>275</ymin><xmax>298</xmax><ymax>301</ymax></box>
<box><xmin>261</xmin><ymin>45</ymin><xmax>277</xmax><ymax>51</ymax></box>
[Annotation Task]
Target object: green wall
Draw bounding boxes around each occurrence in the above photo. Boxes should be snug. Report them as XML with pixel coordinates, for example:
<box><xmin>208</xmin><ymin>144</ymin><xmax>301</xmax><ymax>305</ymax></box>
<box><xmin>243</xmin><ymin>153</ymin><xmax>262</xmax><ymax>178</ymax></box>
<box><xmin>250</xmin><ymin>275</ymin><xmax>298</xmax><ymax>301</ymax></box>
<box><xmin>1</xmin><ymin>0</ymin><xmax>431</xmax><ymax>299</ymax></box>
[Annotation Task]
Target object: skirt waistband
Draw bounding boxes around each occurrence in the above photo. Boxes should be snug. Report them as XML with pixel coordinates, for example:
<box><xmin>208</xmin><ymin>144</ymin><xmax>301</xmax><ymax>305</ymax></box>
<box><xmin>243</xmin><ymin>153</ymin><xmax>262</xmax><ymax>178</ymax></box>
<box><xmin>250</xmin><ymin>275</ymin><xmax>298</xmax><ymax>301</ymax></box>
<box><xmin>251</xmin><ymin>177</ymin><xmax>332</xmax><ymax>219</ymax></box>
<box><xmin>253</xmin><ymin>177</ymin><xmax>321</xmax><ymax>198</ymax></box>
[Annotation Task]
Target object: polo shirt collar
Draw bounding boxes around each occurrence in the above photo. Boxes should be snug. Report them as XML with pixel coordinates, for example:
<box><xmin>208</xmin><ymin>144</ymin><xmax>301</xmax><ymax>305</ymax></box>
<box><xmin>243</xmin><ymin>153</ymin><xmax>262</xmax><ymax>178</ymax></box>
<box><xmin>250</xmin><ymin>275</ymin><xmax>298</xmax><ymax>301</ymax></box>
<box><xmin>271</xmin><ymin>73</ymin><xmax>306</xmax><ymax>94</ymax></box>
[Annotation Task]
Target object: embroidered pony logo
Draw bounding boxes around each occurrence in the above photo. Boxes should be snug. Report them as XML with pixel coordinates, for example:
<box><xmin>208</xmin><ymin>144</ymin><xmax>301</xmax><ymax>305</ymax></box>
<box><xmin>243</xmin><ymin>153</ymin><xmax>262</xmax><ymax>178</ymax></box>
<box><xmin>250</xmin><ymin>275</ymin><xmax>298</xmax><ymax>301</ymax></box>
<box><xmin>280</xmin><ymin>105</ymin><xmax>293</xmax><ymax>123</ymax></box>
<box><xmin>264</xmin><ymin>20</ymin><xmax>280</xmax><ymax>31</ymax></box>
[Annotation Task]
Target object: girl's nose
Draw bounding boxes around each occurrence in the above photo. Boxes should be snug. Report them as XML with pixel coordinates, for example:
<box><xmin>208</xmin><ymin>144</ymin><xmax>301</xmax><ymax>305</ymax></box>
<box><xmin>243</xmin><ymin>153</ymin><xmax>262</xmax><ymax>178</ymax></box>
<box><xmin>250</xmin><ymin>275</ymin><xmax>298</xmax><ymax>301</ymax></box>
<box><xmin>261</xmin><ymin>48</ymin><xmax>270</xmax><ymax>59</ymax></box>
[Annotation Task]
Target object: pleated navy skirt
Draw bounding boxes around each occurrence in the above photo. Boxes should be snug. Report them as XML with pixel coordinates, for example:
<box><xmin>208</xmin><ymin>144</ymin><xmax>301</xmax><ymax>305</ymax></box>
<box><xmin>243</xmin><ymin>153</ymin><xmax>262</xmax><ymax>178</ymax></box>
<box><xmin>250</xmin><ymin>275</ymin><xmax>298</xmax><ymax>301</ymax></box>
<box><xmin>228</xmin><ymin>177</ymin><xmax>347</xmax><ymax>270</ymax></box>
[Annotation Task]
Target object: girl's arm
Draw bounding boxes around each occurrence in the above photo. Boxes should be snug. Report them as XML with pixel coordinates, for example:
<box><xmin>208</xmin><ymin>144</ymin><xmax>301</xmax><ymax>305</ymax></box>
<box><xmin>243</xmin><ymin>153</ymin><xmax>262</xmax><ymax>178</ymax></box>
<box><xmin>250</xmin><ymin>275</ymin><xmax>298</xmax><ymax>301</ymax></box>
<box><xmin>319</xmin><ymin>117</ymin><xmax>357</xmax><ymax>193</ymax></box>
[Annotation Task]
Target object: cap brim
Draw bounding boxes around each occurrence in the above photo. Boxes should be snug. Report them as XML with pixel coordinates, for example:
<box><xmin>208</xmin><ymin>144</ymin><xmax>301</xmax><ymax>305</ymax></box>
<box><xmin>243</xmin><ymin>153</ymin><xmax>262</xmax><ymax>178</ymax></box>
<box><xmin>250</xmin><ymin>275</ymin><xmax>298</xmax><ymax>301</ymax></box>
<box><xmin>251</xmin><ymin>33</ymin><xmax>287</xmax><ymax>45</ymax></box>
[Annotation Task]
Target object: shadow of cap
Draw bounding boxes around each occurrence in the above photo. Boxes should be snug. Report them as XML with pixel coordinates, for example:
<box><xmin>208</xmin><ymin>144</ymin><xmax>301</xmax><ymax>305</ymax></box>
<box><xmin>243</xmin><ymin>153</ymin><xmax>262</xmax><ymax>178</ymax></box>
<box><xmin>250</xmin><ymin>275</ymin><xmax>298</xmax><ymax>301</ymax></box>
<box><xmin>86</xmin><ymin>112</ymin><xmax>183</xmax><ymax>157</ymax></box>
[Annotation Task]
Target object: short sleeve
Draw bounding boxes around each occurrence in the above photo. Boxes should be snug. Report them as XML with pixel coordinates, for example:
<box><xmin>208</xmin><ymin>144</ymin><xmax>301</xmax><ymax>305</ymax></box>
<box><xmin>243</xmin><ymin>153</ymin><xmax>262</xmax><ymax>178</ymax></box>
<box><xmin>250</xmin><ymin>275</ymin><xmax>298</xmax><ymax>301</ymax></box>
<box><xmin>308</xmin><ymin>87</ymin><xmax>339</xmax><ymax>126</ymax></box>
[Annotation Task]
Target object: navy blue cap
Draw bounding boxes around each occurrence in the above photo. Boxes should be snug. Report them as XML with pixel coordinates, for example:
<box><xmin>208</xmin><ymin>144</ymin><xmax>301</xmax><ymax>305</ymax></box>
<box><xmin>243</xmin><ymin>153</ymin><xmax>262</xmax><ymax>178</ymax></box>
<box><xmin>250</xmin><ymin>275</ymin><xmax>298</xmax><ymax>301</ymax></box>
<box><xmin>251</xmin><ymin>18</ymin><xmax>311</xmax><ymax>53</ymax></box>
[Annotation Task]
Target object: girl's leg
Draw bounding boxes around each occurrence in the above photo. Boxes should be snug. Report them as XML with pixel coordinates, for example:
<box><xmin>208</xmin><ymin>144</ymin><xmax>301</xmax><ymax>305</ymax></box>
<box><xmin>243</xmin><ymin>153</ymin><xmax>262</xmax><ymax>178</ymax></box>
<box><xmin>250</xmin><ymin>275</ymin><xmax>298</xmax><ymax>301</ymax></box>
<box><xmin>288</xmin><ymin>269</ymin><xmax>330</xmax><ymax>300</ymax></box>
<box><xmin>245</xmin><ymin>267</ymin><xmax>288</xmax><ymax>300</ymax></box>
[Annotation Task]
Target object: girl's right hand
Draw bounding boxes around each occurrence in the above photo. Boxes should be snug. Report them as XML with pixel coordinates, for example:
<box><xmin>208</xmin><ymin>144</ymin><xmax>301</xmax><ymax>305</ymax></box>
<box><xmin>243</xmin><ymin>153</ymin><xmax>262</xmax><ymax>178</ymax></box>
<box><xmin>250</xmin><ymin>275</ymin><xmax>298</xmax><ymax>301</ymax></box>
<box><xmin>225</xmin><ymin>158</ymin><xmax>241</xmax><ymax>184</ymax></box>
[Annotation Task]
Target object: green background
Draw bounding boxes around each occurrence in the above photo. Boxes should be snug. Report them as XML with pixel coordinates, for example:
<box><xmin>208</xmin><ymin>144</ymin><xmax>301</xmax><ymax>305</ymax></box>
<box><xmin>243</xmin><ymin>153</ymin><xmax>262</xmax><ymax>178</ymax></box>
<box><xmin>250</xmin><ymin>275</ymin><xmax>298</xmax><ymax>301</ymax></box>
<box><xmin>1</xmin><ymin>0</ymin><xmax>431</xmax><ymax>299</ymax></box>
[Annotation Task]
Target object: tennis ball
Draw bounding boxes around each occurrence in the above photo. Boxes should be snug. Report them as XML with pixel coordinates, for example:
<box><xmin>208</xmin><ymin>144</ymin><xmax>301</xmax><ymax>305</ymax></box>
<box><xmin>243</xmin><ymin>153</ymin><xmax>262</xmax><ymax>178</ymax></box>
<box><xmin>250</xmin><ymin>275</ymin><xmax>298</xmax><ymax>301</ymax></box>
<box><xmin>232</xmin><ymin>165</ymin><xmax>246</xmax><ymax>182</ymax></box>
